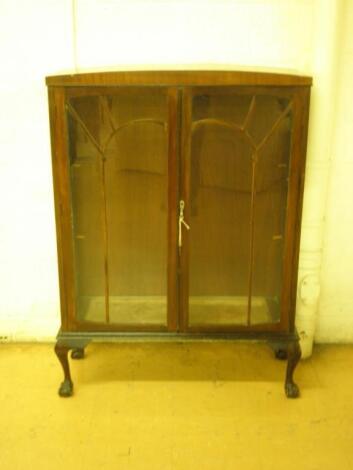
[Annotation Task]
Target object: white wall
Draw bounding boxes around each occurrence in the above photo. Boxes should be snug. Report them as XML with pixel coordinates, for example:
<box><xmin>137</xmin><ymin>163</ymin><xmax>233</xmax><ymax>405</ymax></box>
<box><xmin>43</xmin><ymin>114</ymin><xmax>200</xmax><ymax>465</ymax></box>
<box><xmin>315</xmin><ymin>0</ymin><xmax>353</xmax><ymax>342</ymax></box>
<box><xmin>0</xmin><ymin>0</ymin><xmax>74</xmax><ymax>339</ymax></box>
<box><xmin>0</xmin><ymin>0</ymin><xmax>351</xmax><ymax>343</ymax></box>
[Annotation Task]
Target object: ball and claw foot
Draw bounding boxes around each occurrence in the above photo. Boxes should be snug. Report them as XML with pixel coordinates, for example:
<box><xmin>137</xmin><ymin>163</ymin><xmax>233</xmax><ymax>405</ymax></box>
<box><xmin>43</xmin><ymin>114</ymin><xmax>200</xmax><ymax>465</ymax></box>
<box><xmin>58</xmin><ymin>379</ymin><xmax>73</xmax><ymax>397</ymax></box>
<box><xmin>71</xmin><ymin>348</ymin><xmax>85</xmax><ymax>359</ymax></box>
<box><xmin>285</xmin><ymin>381</ymin><xmax>300</xmax><ymax>399</ymax></box>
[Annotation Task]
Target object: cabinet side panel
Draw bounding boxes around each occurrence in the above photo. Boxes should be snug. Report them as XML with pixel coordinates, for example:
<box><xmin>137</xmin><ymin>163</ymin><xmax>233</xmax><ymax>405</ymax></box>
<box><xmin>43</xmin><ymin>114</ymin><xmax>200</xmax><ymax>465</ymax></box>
<box><xmin>48</xmin><ymin>87</ymin><xmax>76</xmax><ymax>331</ymax></box>
<box><xmin>281</xmin><ymin>87</ymin><xmax>311</xmax><ymax>332</ymax></box>
<box><xmin>289</xmin><ymin>88</ymin><xmax>311</xmax><ymax>331</ymax></box>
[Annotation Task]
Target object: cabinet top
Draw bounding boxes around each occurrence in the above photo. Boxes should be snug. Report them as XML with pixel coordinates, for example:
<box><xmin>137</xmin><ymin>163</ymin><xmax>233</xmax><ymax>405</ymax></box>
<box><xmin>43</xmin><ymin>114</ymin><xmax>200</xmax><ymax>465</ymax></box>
<box><xmin>46</xmin><ymin>69</ymin><xmax>312</xmax><ymax>87</ymax></box>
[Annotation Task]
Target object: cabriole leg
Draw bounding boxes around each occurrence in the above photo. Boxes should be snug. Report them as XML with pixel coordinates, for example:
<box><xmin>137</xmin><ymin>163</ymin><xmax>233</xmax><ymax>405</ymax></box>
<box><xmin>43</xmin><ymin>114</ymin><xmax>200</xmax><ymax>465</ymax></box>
<box><xmin>54</xmin><ymin>342</ymin><xmax>73</xmax><ymax>397</ymax></box>
<box><xmin>285</xmin><ymin>339</ymin><xmax>302</xmax><ymax>398</ymax></box>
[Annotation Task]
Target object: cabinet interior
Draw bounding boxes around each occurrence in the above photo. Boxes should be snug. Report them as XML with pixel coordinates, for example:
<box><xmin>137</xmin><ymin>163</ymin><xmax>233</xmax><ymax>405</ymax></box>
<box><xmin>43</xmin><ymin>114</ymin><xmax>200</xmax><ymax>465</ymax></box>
<box><xmin>66</xmin><ymin>87</ymin><xmax>292</xmax><ymax>330</ymax></box>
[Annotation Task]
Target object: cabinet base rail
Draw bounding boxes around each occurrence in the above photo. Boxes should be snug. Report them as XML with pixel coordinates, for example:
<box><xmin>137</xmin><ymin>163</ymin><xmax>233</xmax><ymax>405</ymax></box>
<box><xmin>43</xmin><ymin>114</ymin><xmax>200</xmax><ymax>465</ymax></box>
<box><xmin>54</xmin><ymin>330</ymin><xmax>302</xmax><ymax>399</ymax></box>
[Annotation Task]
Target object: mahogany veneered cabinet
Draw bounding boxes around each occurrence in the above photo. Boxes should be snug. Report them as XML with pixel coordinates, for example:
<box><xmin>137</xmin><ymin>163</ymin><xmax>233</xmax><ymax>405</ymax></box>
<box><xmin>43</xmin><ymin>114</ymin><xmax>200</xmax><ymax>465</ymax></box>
<box><xmin>46</xmin><ymin>70</ymin><xmax>311</xmax><ymax>398</ymax></box>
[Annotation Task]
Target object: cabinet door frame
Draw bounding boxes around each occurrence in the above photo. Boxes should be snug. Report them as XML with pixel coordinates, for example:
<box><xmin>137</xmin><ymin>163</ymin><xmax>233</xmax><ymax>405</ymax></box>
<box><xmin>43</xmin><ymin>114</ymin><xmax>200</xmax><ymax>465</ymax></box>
<box><xmin>49</xmin><ymin>84</ymin><xmax>309</xmax><ymax>334</ymax></box>
<box><xmin>49</xmin><ymin>85</ymin><xmax>180</xmax><ymax>332</ymax></box>
<box><xmin>178</xmin><ymin>85</ymin><xmax>310</xmax><ymax>334</ymax></box>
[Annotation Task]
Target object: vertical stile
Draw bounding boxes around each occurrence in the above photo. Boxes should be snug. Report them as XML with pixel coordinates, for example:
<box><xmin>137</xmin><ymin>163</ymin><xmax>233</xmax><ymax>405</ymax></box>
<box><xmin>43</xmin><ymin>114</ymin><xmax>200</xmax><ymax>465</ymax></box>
<box><xmin>247</xmin><ymin>154</ymin><xmax>257</xmax><ymax>326</ymax></box>
<box><xmin>99</xmin><ymin>98</ymin><xmax>110</xmax><ymax>325</ymax></box>
<box><xmin>100</xmin><ymin>154</ymin><xmax>110</xmax><ymax>324</ymax></box>
<box><xmin>167</xmin><ymin>87</ymin><xmax>179</xmax><ymax>331</ymax></box>
<box><xmin>180</xmin><ymin>88</ymin><xmax>192</xmax><ymax>332</ymax></box>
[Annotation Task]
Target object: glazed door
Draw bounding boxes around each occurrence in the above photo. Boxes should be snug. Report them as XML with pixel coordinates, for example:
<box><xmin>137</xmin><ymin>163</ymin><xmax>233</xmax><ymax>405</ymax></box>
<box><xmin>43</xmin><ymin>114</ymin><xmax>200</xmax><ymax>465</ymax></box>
<box><xmin>66</xmin><ymin>87</ymin><xmax>178</xmax><ymax>331</ymax></box>
<box><xmin>65</xmin><ymin>85</ymin><xmax>299</xmax><ymax>333</ymax></box>
<box><xmin>179</xmin><ymin>87</ymin><xmax>295</xmax><ymax>332</ymax></box>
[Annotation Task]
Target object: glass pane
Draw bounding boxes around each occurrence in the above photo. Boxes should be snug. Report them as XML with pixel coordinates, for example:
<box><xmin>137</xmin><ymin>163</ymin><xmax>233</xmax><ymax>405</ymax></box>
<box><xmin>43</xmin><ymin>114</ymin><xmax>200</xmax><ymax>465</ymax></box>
<box><xmin>189</xmin><ymin>93</ymin><xmax>253</xmax><ymax>326</ymax></box>
<box><xmin>251</xmin><ymin>98</ymin><xmax>292</xmax><ymax>325</ymax></box>
<box><xmin>188</xmin><ymin>91</ymin><xmax>292</xmax><ymax>327</ymax></box>
<box><xmin>68</xmin><ymin>117</ymin><xmax>106</xmax><ymax>322</ymax></box>
<box><xmin>67</xmin><ymin>90</ymin><xmax>168</xmax><ymax>326</ymax></box>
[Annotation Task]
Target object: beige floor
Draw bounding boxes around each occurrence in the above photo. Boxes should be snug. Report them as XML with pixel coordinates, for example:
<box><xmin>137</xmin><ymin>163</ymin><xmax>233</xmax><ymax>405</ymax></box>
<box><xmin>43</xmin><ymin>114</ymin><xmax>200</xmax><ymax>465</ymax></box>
<box><xmin>1</xmin><ymin>343</ymin><xmax>353</xmax><ymax>470</ymax></box>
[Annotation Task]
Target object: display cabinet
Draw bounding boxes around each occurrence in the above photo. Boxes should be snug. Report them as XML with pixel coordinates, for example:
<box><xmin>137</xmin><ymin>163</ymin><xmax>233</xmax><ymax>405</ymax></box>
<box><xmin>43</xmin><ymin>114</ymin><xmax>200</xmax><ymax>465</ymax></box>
<box><xmin>46</xmin><ymin>70</ymin><xmax>311</xmax><ymax>397</ymax></box>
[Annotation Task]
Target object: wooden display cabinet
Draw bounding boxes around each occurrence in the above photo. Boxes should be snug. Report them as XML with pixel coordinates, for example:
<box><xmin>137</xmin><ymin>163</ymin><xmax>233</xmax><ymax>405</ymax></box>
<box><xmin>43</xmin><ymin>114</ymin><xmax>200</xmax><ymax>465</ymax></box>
<box><xmin>46</xmin><ymin>70</ymin><xmax>311</xmax><ymax>398</ymax></box>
